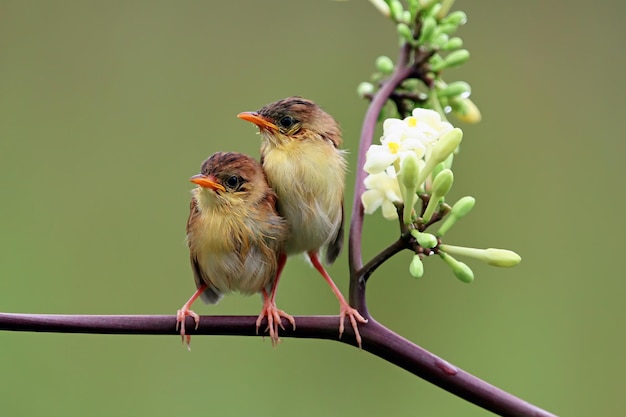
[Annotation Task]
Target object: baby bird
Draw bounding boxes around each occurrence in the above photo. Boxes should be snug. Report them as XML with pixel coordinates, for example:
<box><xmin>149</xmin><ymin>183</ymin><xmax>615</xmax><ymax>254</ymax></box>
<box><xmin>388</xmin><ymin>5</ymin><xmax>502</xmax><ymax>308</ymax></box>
<box><xmin>238</xmin><ymin>97</ymin><xmax>368</xmax><ymax>347</ymax></box>
<box><xmin>176</xmin><ymin>152</ymin><xmax>293</xmax><ymax>347</ymax></box>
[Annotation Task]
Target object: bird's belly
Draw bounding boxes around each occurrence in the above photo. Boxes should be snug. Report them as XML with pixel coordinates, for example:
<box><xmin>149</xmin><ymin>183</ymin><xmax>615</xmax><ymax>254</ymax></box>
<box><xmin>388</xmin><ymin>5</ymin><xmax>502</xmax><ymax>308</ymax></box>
<box><xmin>278</xmin><ymin>187</ymin><xmax>341</xmax><ymax>255</ymax></box>
<box><xmin>263</xmin><ymin>146</ymin><xmax>344</xmax><ymax>255</ymax></box>
<box><xmin>196</xmin><ymin>244</ymin><xmax>274</xmax><ymax>296</ymax></box>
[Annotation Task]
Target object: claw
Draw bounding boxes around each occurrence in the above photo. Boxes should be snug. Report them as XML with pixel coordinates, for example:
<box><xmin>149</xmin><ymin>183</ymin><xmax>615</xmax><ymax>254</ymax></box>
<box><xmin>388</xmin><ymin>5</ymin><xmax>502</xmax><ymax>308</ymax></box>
<box><xmin>256</xmin><ymin>302</ymin><xmax>295</xmax><ymax>347</ymax></box>
<box><xmin>176</xmin><ymin>307</ymin><xmax>200</xmax><ymax>351</ymax></box>
<box><xmin>338</xmin><ymin>304</ymin><xmax>368</xmax><ymax>348</ymax></box>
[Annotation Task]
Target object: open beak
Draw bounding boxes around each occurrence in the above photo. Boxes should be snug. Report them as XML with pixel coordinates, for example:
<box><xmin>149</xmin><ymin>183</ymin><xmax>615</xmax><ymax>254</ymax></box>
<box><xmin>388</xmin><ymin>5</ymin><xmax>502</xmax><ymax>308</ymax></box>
<box><xmin>237</xmin><ymin>111</ymin><xmax>278</xmax><ymax>131</ymax></box>
<box><xmin>190</xmin><ymin>174</ymin><xmax>225</xmax><ymax>192</ymax></box>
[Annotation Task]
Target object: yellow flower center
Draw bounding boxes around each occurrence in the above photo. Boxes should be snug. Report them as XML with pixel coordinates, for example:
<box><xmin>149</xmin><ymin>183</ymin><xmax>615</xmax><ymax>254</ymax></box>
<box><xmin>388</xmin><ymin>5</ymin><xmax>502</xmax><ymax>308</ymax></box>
<box><xmin>387</xmin><ymin>141</ymin><xmax>400</xmax><ymax>154</ymax></box>
<box><xmin>406</xmin><ymin>116</ymin><xmax>417</xmax><ymax>127</ymax></box>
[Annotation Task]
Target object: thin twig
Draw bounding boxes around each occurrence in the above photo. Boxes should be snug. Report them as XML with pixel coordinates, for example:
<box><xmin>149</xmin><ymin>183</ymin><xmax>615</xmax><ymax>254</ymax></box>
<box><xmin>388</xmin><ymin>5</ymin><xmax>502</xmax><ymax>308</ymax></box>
<box><xmin>356</xmin><ymin>238</ymin><xmax>406</xmax><ymax>283</ymax></box>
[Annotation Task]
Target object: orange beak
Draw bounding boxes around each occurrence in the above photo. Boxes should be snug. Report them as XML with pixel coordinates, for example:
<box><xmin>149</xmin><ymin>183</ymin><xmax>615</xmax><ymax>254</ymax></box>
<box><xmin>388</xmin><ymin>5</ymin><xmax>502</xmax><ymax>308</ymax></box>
<box><xmin>237</xmin><ymin>111</ymin><xmax>278</xmax><ymax>132</ymax></box>
<box><xmin>190</xmin><ymin>174</ymin><xmax>225</xmax><ymax>192</ymax></box>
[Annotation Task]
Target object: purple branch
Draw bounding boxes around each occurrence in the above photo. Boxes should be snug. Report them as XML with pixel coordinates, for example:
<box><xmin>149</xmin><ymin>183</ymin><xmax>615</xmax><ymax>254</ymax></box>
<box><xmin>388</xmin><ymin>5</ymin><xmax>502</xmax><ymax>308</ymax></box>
<box><xmin>0</xmin><ymin>312</ymin><xmax>557</xmax><ymax>417</ymax></box>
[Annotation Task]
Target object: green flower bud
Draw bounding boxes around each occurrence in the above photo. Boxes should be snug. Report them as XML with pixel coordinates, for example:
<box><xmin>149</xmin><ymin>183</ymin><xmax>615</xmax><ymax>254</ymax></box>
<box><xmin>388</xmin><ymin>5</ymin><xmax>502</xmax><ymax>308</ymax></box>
<box><xmin>437</xmin><ymin>81</ymin><xmax>471</xmax><ymax>98</ymax></box>
<box><xmin>390</xmin><ymin>0</ymin><xmax>404</xmax><ymax>22</ymax></box>
<box><xmin>440</xmin><ymin>252</ymin><xmax>474</xmax><ymax>283</ymax></box>
<box><xmin>422</xmin><ymin>169</ymin><xmax>453</xmax><ymax>222</ymax></box>
<box><xmin>402</xmin><ymin>78</ymin><xmax>420</xmax><ymax>90</ymax></box>
<box><xmin>432</xmin><ymin>168</ymin><xmax>453</xmax><ymax>196</ymax></box>
<box><xmin>399</xmin><ymin>152</ymin><xmax>420</xmax><ymax>225</ymax></box>
<box><xmin>431</xmin><ymin>128</ymin><xmax>463</xmax><ymax>162</ymax></box>
<box><xmin>451</xmin><ymin>97</ymin><xmax>482</xmax><ymax>123</ymax></box>
<box><xmin>419</xmin><ymin>16</ymin><xmax>436</xmax><ymax>42</ymax></box>
<box><xmin>415</xmin><ymin>128</ymin><xmax>462</xmax><ymax>189</ymax></box>
<box><xmin>415</xmin><ymin>231</ymin><xmax>438</xmax><ymax>248</ymax></box>
<box><xmin>397</xmin><ymin>23</ymin><xmax>415</xmax><ymax>44</ymax></box>
<box><xmin>357</xmin><ymin>82</ymin><xmax>375</xmax><ymax>98</ymax></box>
<box><xmin>430</xmin><ymin>49</ymin><xmax>470</xmax><ymax>72</ymax></box>
<box><xmin>450</xmin><ymin>195</ymin><xmax>475</xmax><ymax>218</ymax></box>
<box><xmin>423</xmin><ymin>2</ymin><xmax>441</xmax><ymax>18</ymax></box>
<box><xmin>438</xmin><ymin>245</ymin><xmax>522</xmax><ymax>267</ymax></box>
<box><xmin>376</xmin><ymin>55</ymin><xmax>395</xmax><ymax>75</ymax></box>
<box><xmin>441</xmin><ymin>37</ymin><xmax>463</xmax><ymax>51</ymax></box>
<box><xmin>483</xmin><ymin>248</ymin><xmax>521</xmax><ymax>267</ymax></box>
<box><xmin>436</xmin><ymin>23</ymin><xmax>458</xmax><ymax>36</ymax></box>
<box><xmin>437</xmin><ymin>196</ymin><xmax>475</xmax><ymax>236</ymax></box>
<box><xmin>402</xmin><ymin>10</ymin><xmax>411</xmax><ymax>24</ymax></box>
<box><xmin>429</xmin><ymin>54</ymin><xmax>444</xmax><ymax>72</ymax></box>
<box><xmin>409</xmin><ymin>254</ymin><xmax>424</xmax><ymax>278</ymax></box>
<box><xmin>431</xmin><ymin>33</ymin><xmax>449</xmax><ymax>48</ymax></box>
<box><xmin>443</xmin><ymin>49</ymin><xmax>470</xmax><ymax>67</ymax></box>
<box><xmin>442</xmin><ymin>11</ymin><xmax>467</xmax><ymax>26</ymax></box>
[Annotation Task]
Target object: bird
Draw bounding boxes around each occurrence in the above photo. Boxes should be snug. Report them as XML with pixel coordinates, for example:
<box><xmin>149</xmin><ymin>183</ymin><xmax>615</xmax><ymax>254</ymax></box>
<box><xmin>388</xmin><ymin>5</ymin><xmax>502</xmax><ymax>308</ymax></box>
<box><xmin>176</xmin><ymin>151</ymin><xmax>294</xmax><ymax>348</ymax></box>
<box><xmin>238</xmin><ymin>96</ymin><xmax>368</xmax><ymax>347</ymax></box>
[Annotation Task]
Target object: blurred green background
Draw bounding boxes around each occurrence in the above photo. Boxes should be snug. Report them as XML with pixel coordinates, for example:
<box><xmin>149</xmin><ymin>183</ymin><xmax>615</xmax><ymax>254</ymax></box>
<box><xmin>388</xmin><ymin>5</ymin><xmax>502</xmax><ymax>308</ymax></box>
<box><xmin>0</xmin><ymin>1</ymin><xmax>623</xmax><ymax>416</ymax></box>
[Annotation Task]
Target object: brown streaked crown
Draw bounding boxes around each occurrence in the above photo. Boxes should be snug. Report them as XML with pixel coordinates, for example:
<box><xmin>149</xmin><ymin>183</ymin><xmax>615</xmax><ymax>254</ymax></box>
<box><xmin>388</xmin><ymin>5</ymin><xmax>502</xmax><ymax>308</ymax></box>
<box><xmin>257</xmin><ymin>96</ymin><xmax>342</xmax><ymax>147</ymax></box>
<box><xmin>198</xmin><ymin>152</ymin><xmax>269</xmax><ymax>197</ymax></box>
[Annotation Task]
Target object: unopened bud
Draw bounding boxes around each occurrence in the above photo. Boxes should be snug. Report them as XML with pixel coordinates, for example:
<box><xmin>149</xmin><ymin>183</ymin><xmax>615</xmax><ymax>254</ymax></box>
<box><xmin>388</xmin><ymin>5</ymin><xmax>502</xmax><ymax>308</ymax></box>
<box><xmin>376</xmin><ymin>55</ymin><xmax>395</xmax><ymax>75</ymax></box>
<box><xmin>439</xmin><ymin>245</ymin><xmax>522</xmax><ymax>267</ymax></box>
<box><xmin>435</xmin><ymin>23</ymin><xmax>458</xmax><ymax>36</ymax></box>
<box><xmin>438</xmin><ymin>81</ymin><xmax>471</xmax><ymax>98</ymax></box>
<box><xmin>451</xmin><ymin>97</ymin><xmax>482</xmax><ymax>123</ymax></box>
<box><xmin>441</xmin><ymin>37</ymin><xmax>463</xmax><ymax>51</ymax></box>
<box><xmin>409</xmin><ymin>255</ymin><xmax>424</xmax><ymax>278</ymax></box>
<box><xmin>389</xmin><ymin>0</ymin><xmax>404</xmax><ymax>22</ymax></box>
<box><xmin>437</xmin><ymin>196</ymin><xmax>475</xmax><ymax>236</ymax></box>
<box><xmin>422</xmin><ymin>169</ymin><xmax>454</xmax><ymax>222</ymax></box>
<box><xmin>419</xmin><ymin>16</ymin><xmax>436</xmax><ymax>42</ymax></box>
<box><xmin>400</xmin><ymin>152</ymin><xmax>421</xmax><ymax>225</ymax></box>
<box><xmin>430</xmin><ymin>49</ymin><xmax>470</xmax><ymax>72</ymax></box>
<box><xmin>416</xmin><ymin>128</ymin><xmax>462</xmax><ymax>188</ymax></box>
<box><xmin>440</xmin><ymin>252</ymin><xmax>474</xmax><ymax>283</ymax></box>
<box><xmin>397</xmin><ymin>23</ymin><xmax>415</xmax><ymax>44</ymax></box>
<box><xmin>442</xmin><ymin>11</ymin><xmax>467</xmax><ymax>26</ymax></box>
<box><xmin>357</xmin><ymin>82</ymin><xmax>375</xmax><ymax>98</ymax></box>
<box><xmin>432</xmin><ymin>169</ymin><xmax>454</xmax><ymax>197</ymax></box>
<box><xmin>431</xmin><ymin>128</ymin><xmax>463</xmax><ymax>162</ymax></box>
<box><xmin>410</xmin><ymin>230</ymin><xmax>438</xmax><ymax>249</ymax></box>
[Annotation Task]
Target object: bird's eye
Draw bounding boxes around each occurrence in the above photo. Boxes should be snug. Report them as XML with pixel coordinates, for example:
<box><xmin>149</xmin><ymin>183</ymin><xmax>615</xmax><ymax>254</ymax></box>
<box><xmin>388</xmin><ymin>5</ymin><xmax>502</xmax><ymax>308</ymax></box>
<box><xmin>278</xmin><ymin>116</ymin><xmax>296</xmax><ymax>129</ymax></box>
<box><xmin>225</xmin><ymin>176</ymin><xmax>240</xmax><ymax>189</ymax></box>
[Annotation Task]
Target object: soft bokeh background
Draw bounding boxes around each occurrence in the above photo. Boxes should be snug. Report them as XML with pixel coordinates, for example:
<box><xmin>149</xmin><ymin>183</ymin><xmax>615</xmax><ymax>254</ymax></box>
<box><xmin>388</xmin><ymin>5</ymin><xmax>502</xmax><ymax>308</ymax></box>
<box><xmin>0</xmin><ymin>1</ymin><xmax>623</xmax><ymax>416</ymax></box>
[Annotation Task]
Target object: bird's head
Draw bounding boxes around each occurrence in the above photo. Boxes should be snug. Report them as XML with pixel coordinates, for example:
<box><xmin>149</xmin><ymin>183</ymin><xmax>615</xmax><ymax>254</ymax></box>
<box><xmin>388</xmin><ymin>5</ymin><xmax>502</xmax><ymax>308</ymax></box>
<box><xmin>237</xmin><ymin>96</ymin><xmax>342</xmax><ymax>148</ymax></box>
<box><xmin>190</xmin><ymin>152</ymin><xmax>269</xmax><ymax>209</ymax></box>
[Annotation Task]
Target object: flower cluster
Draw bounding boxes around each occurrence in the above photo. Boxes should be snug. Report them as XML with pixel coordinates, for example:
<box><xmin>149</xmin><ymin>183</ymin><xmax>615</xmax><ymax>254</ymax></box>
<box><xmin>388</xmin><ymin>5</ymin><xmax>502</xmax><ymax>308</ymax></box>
<box><xmin>361</xmin><ymin>108</ymin><xmax>457</xmax><ymax>220</ymax></box>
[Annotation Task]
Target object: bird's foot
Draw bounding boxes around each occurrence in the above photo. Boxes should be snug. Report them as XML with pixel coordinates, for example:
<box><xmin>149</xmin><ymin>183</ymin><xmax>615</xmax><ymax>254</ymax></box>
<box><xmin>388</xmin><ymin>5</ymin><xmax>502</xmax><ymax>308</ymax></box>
<box><xmin>256</xmin><ymin>301</ymin><xmax>295</xmax><ymax>347</ymax></box>
<box><xmin>338</xmin><ymin>303</ymin><xmax>368</xmax><ymax>349</ymax></box>
<box><xmin>176</xmin><ymin>306</ymin><xmax>200</xmax><ymax>351</ymax></box>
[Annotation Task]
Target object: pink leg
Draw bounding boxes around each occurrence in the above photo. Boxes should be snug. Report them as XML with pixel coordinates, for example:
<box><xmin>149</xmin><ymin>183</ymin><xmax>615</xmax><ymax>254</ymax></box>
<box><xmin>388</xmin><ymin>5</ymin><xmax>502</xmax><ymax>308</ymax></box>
<box><xmin>176</xmin><ymin>284</ymin><xmax>207</xmax><ymax>350</ymax></box>
<box><xmin>256</xmin><ymin>253</ymin><xmax>295</xmax><ymax>347</ymax></box>
<box><xmin>308</xmin><ymin>251</ymin><xmax>368</xmax><ymax>348</ymax></box>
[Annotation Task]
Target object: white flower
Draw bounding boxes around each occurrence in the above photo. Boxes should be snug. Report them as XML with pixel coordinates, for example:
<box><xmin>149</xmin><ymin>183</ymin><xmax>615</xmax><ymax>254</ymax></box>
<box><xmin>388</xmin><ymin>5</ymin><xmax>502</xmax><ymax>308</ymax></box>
<box><xmin>362</xmin><ymin>108</ymin><xmax>456</xmax><ymax>220</ymax></box>
<box><xmin>410</xmin><ymin>108</ymin><xmax>454</xmax><ymax>145</ymax></box>
<box><xmin>363</xmin><ymin>109</ymin><xmax>453</xmax><ymax>175</ymax></box>
<box><xmin>363</xmin><ymin>140</ymin><xmax>425</xmax><ymax>175</ymax></box>
<box><xmin>361</xmin><ymin>167</ymin><xmax>402</xmax><ymax>220</ymax></box>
